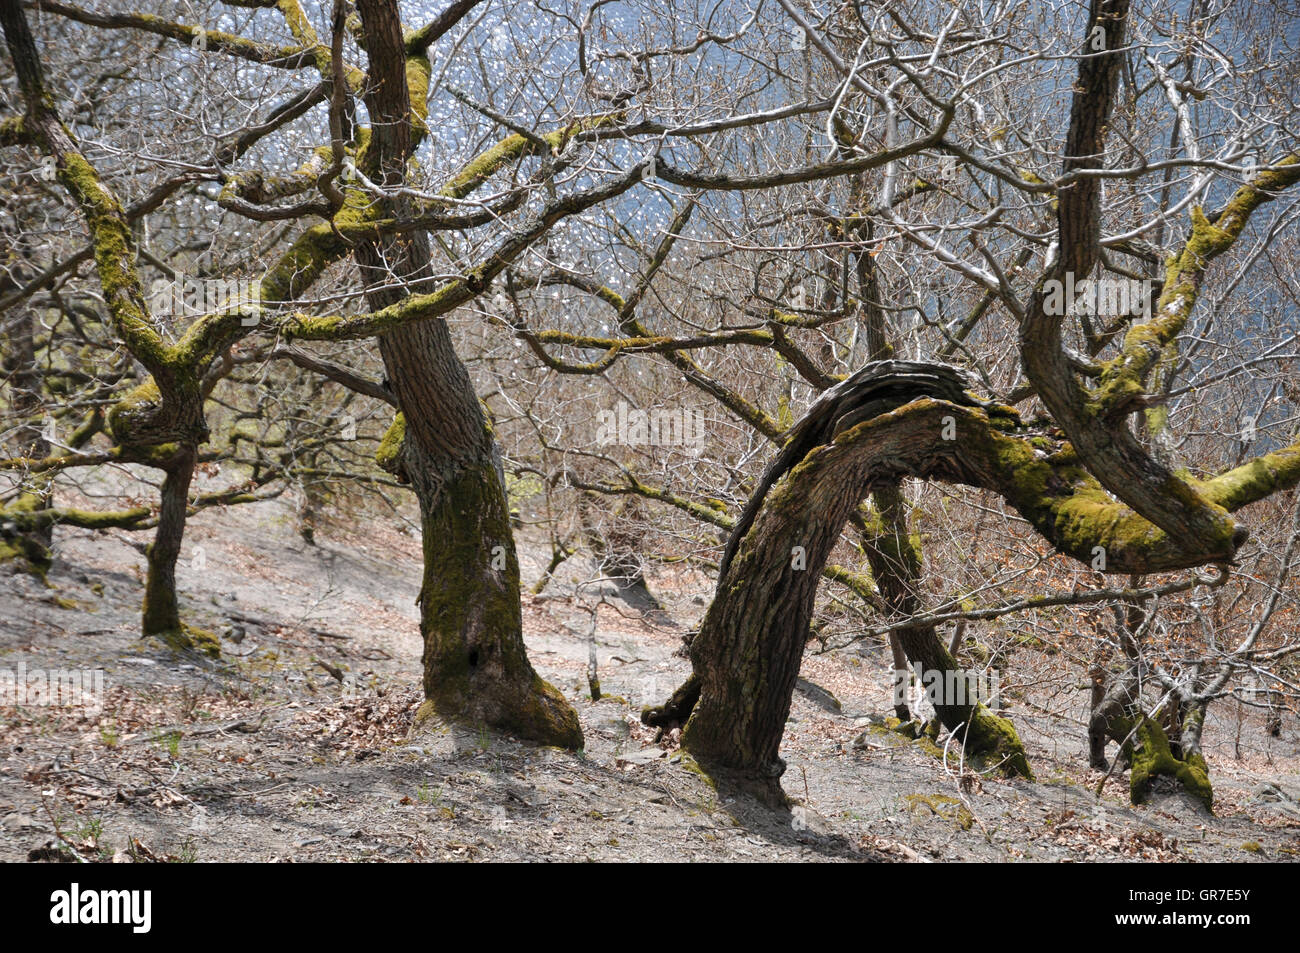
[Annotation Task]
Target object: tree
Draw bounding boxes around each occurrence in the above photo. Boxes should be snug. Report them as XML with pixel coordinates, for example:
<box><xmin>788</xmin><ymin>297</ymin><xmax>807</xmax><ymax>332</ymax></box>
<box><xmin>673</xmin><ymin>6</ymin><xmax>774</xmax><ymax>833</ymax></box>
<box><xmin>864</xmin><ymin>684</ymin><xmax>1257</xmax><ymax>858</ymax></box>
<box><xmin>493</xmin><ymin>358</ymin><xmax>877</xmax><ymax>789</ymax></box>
<box><xmin>341</xmin><ymin>0</ymin><xmax>582</xmax><ymax>744</ymax></box>
<box><xmin>6</xmin><ymin>0</ymin><xmax>1299</xmax><ymax>809</ymax></box>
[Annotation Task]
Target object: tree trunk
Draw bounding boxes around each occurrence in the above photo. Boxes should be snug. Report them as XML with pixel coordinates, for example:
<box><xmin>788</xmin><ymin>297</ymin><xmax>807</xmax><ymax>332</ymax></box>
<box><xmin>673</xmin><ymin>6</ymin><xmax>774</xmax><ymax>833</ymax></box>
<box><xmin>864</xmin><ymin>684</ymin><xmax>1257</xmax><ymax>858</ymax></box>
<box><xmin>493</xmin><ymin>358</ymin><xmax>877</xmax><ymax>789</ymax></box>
<box><xmin>404</xmin><ymin>429</ymin><xmax>580</xmax><ymax>745</ymax></box>
<box><xmin>1086</xmin><ymin>590</ymin><xmax>1144</xmax><ymax>769</ymax></box>
<box><xmin>1087</xmin><ymin>658</ymin><xmax>1135</xmax><ymax>770</ymax></box>
<box><xmin>861</xmin><ymin>486</ymin><xmax>965</xmax><ymax>727</ymax></box>
<box><xmin>0</xmin><ymin>304</ymin><xmax>54</xmax><ymax>577</ymax></box>
<box><xmin>671</xmin><ymin>367</ymin><xmax>1034</xmax><ymax>797</ymax></box>
<box><xmin>140</xmin><ymin>444</ymin><xmax>218</xmax><ymax>656</ymax></box>
<box><xmin>888</xmin><ymin>630</ymin><xmax>912</xmax><ymax>721</ymax></box>
<box><xmin>1085</xmin><ymin>593</ymin><xmax>1213</xmax><ymax>807</ymax></box>
<box><xmin>355</xmin><ymin>0</ymin><xmax>581</xmax><ymax>748</ymax></box>
<box><xmin>1129</xmin><ymin>715</ymin><xmax>1213</xmax><ymax>812</ymax></box>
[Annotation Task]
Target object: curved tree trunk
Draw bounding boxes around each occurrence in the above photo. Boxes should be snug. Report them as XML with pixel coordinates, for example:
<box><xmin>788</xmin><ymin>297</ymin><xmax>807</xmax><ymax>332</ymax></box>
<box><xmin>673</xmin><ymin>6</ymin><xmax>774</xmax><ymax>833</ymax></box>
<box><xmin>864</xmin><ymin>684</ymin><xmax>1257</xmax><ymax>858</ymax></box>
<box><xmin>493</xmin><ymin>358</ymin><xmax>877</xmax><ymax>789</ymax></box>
<box><xmin>670</xmin><ymin>365</ymin><xmax>1035</xmax><ymax>798</ymax></box>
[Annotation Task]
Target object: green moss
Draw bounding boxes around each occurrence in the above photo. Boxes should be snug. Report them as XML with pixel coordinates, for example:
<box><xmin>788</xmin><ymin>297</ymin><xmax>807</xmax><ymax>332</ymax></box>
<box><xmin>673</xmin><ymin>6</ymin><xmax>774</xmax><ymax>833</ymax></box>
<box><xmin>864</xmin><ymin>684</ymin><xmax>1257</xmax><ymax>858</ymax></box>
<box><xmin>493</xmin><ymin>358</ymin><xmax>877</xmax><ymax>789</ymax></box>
<box><xmin>437</xmin><ymin>115</ymin><xmax>621</xmax><ymax>201</ymax></box>
<box><xmin>1053</xmin><ymin>487</ymin><xmax>1169</xmax><ymax>565</ymax></box>
<box><xmin>106</xmin><ymin>378</ymin><xmax>162</xmax><ymax>445</ymax></box>
<box><xmin>375</xmin><ymin>412</ymin><xmax>406</xmax><ymax>474</ymax></box>
<box><xmin>1128</xmin><ymin>718</ymin><xmax>1213</xmax><ymax>812</ymax></box>
<box><xmin>1240</xmin><ymin>841</ymin><xmax>1263</xmax><ymax>854</ymax></box>
<box><xmin>412</xmin><ymin>451</ymin><xmax>582</xmax><ymax>749</ymax></box>
<box><xmin>505</xmin><ymin>471</ymin><xmax>543</xmax><ymax>507</ymax></box>
<box><xmin>260</xmin><ymin>138</ymin><xmax>375</xmax><ymax>307</ymax></box>
<box><xmin>282</xmin><ymin>268</ymin><xmax>468</xmax><ymax>340</ymax></box>
<box><xmin>922</xmin><ymin>717</ymin><xmax>940</xmax><ymax>740</ymax></box>
<box><xmin>668</xmin><ymin>749</ymin><xmax>719</xmax><ymax>791</ymax></box>
<box><xmin>0</xmin><ymin>535</ymin><xmax>51</xmax><ymax>581</ymax></box>
<box><xmin>1198</xmin><ymin>443</ymin><xmax>1300</xmax><ymax>512</ymax></box>
<box><xmin>881</xmin><ymin>716</ymin><xmax>921</xmax><ymax>739</ymax></box>
<box><xmin>149</xmin><ymin>623</ymin><xmax>221</xmax><ymax>659</ymax></box>
<box><xmin>0</xmin><ymin>115</ymin><xmax>26</xmax><ymax>145</ymax></box>
<box><xmin>963</xmin><ymin>706</ymin><xmax>1034</xmax><ymax>779</ymax></box>
<box><xmin>68</xmin><ymin>409</ymin><xmax>103</xmax><ymax>447</ymax></box>
<box><xmin>505</xmin><ymin>673</ymin><xmax>585</xmax><ymax>749</ymax></box>
<box><xmin>405</xmin><ymin>53</ymin><xmax>432</xmax><ymax>132</ymax></box>
<box><xmin>276</xmin><ymin>0</ymin><xmax>318</xmax><ymax>46</ymax></box>
<box><xmin>914</xmin><ymin>734</ymin><xmax>947</xmax><ymax>760</ymax></box>
<box><xmin>903</xmin><ymin>793</ymin><xmax>974</xmax><ymax>830</ymax></box>
<box><xmin>262</xmin><ymin>224</ymin><xmax>345</xmax><ymax>305</ymax></box>
<box><xmin>57</xmin><ymin>152</ymin><xmax>171</xmax><ymax>373</ymax></box>
<box><xmin>0</xmin><ymin>489</ymin><xmax>54</xmax><ymax>579</ymax></box>
<box><xmin>1097</xmin><ymin>157</ymin><xmax>1300</xmax><ymax>413</ymax></box>
<box><xmin>990</xmin><ymin>433</ymin><xmax>1054</xmax><ymax>514</ymax></box>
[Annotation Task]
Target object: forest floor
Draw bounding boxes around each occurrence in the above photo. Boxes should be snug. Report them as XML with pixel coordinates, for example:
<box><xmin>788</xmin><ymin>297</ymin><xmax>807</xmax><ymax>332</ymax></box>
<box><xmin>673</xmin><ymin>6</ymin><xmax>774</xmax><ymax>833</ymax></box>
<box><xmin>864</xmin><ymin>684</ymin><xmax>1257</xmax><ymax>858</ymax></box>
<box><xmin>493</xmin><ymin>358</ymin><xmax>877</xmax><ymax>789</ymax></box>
<box><xmin>2</xmin><ymin>476</ymin><xmax>1299</xmax><ymax>863</ymax></box>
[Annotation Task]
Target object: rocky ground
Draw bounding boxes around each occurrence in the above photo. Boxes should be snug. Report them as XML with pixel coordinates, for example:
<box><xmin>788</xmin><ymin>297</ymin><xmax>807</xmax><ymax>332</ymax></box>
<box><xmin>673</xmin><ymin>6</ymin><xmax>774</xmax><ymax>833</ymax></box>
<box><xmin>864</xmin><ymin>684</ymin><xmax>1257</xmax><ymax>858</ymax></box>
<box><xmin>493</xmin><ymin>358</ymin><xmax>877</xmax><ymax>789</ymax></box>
<box><xmin>2</xmin><ymin>477</ymin><xmax>1298</xmax><ymax>863</ymax></box>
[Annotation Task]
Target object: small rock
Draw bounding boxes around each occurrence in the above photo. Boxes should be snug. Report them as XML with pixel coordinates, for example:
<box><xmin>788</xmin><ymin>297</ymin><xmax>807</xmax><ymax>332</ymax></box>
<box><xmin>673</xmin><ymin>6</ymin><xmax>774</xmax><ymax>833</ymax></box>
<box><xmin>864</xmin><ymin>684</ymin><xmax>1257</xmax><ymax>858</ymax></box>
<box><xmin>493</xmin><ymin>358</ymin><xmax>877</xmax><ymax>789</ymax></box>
<box><xmin>618</xmin><ymin>747</ymin><xmax>666</xmax><ymax>765</ymax></box>
<box><xmin>1252</xmin><ymin>782</ymin><xmax>1293</xmax><ymax>804</ymax></box>
<box><xmin>795</xmin><ymin>677</ymin><xmax>842</xmax><ymax>713</ymax></box>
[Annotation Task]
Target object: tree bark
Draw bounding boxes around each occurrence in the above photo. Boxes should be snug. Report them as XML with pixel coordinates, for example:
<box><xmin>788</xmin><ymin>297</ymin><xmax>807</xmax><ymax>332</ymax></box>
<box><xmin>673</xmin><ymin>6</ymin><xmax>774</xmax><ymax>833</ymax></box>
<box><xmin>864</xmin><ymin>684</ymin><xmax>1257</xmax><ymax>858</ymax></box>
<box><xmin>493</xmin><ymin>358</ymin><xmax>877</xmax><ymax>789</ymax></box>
<box><xmin>139</xmin><ymin>443</ymin><xmax>217</xmax><ymax>655</ymax></box>
<box><xmin>0</xmin><ymin>304</ymin><xmax>54</xmax><ymax>576</ymax></box>
<box><xmin>674</xmin><ymin>366</ymin><xmax>1035</xmax><ymax>798</ymax></box>
<box><xmin>354</xmin><ymin>0</ymin><xmax>580</xmax><ymax>747</ymax></box>
<box><xmin>861</xmin><ymin>485</ymin><xmax>999</xmax><ymax>734</ymax></box>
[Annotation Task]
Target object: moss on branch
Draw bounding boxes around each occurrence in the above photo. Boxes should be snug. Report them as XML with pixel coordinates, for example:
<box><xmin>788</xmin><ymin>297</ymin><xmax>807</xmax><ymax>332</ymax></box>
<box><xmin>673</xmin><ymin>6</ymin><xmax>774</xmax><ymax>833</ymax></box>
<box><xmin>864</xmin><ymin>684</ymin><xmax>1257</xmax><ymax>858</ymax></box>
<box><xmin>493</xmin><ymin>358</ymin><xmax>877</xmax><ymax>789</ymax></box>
<box><xmin>1096</xmin><ymin>155</ymin><xmax>1300</xmax><ymax>414</ymax></box>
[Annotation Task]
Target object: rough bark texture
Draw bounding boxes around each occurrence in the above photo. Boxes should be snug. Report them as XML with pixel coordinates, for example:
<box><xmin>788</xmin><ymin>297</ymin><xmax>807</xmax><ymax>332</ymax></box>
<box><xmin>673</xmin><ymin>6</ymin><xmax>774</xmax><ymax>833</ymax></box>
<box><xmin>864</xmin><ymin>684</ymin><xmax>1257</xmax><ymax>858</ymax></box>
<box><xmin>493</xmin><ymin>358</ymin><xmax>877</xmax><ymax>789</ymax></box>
<box><xmin>1017</xmin><ymin>0</ymin><xmax>1266</xmax><ymax>565</ymax></box>
<box><xmin>654</xmin><ymin>352</ymin><xmax>1297</xmax><ymax>795</ymax></box>
<box><xmin>355</xmin><ymin>0</ymin><xmax>580</xmax><ymax>748</ymax></box>
<box><xmin>1087</xmin><ymin>594</ymin><xmax>1144</xmax><ymax>769</ymax></box>
<box><xmin>1129</xmin><ymin>717</ymin><xmax>1214</xmax><ymax>812</ymax></box>
<box><xmin>678</xmin><ymin>365</ymin><xmax>1035</xmax><ymax>797</ymax></box>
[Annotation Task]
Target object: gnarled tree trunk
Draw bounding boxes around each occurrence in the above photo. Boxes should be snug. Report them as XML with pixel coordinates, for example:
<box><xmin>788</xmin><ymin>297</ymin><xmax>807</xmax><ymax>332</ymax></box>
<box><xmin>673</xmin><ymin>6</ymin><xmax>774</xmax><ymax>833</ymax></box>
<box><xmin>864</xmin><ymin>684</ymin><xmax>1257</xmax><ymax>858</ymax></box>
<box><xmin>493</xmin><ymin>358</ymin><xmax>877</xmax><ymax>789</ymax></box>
<box><xmin>661</xmin><ymin>364</ymin><xmax>1034</xmax><ymax>799</ymax></box>
<box><xmin>354</xmin><ymin>0</ymin><xmax>580</xmax><ymax>748</ymax></box>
